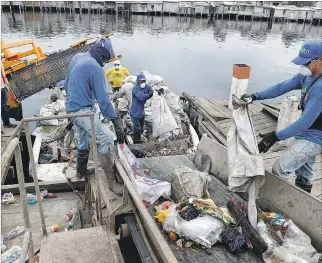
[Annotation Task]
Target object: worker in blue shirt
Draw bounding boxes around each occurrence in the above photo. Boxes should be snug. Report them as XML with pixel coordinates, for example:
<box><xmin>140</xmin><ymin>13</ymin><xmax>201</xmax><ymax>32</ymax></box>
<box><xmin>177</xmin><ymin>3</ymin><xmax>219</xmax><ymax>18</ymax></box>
<box><xmin>241</xmin><ymin>40</ymin><xmax>322</xmax><ymax>193</ymax></box>
<box><xmin>129</xmin><ymin>74</ymin><xmax>155</xmax><ymax>143</ymax></box>
<box><xmin>65</xmin><ymin>36</ymin><xmax>125</xmax><ymax>195</ymax></box>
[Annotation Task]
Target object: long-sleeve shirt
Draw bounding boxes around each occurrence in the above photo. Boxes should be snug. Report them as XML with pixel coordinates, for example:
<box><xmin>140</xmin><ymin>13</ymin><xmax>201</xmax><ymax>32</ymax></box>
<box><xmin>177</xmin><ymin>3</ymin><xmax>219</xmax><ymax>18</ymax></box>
<box><xmin>255</xmin><ymin>73</ymin><xmax>322</xmax><ymax>144</ymax></box>
<box><xmin>65</xmin><ymin>52</ymin><xmax>117</xmax><ymax>120</ymax></box>
<box><xmin>105</xmin><ymin>67</ymin><xmax>130</xmax><ymax>88</ymax></box>
<box><xmin>130</xmin><ymin>84</ymin><xmax>153</xmax><ymax>118</ymax></box>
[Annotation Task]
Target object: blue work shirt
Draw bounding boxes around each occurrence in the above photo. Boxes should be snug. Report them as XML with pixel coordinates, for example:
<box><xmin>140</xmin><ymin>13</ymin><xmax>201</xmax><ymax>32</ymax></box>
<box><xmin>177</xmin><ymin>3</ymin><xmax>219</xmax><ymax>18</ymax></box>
<box><xmin>255</xmin><ymin>74</ymin><xmax>322</xmax><ymax>144</ymax></box>
<box><xmin>130</xmin><ymin>84</ymin><xmax>153</xmax><ymax>118</ymax></box>
<box><xmin>65</xmin><ymin>52</ymin><xmax>117</xmax><ymax>119</ymax></box>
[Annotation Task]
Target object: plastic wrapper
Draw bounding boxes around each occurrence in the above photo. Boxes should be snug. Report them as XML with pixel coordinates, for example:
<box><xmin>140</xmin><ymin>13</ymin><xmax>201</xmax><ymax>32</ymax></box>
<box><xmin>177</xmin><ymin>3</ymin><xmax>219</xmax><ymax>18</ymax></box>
<box><xmin>276</xmin><ymin>96</ymin><xmax>301</xmax><ymax>147</ymax></box>
<box><xmin>261</xmin><ymin>220</ymin><xmax>321</xmax><ymax>263</ymax></box>
<box><xmin>118</xmin><ymin>144</ymin><xmax>171</xmax><ymax>204</ymax></box>
<box><xmin>1</xmin><ymin>246</ymin><xmax>21</xmax><ymax>263</ymax></box>
<box><xmin>1</xmin><ymin>193</ymin><xmax>14</xmax><ymax>205</ymax></box>
<box><xmin>164</xmin><ymin>205</ymin><xmax>224</xmax><ymax>248</ymax></box>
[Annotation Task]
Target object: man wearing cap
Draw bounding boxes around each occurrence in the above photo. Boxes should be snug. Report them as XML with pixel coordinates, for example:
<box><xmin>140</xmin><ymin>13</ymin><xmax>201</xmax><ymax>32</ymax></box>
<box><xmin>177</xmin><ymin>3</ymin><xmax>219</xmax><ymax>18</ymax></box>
<box><xmin>105</xmin><ymin>60</ymin><xmax>130</xmax><ymax>93</ymax></box>
<box><xmin>241</xmin><ymin>40</ymin><xmax>322</xmax><ymax>193</ymax></box>
<box><xmin>65</xmin><ymin>36</ymin><xmax>125</xmax><ymax>195</ymax></box>
<box><xmin>130</xmin><ymin>74</ymin><xmax>153</xmax><ymax>144</ymax></box>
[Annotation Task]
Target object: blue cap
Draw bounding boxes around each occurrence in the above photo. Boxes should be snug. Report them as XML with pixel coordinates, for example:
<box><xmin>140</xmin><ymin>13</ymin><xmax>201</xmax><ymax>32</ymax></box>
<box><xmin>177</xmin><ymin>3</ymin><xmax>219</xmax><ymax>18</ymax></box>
<box><xmin>137</xmin><ymin>74</ymin><xmax>146</xmax><ymax>82</ymax></box>
<box><xmin>292</xmin><ymin>40</ymin><xmax>322</xmax><ymax>65</ymax></box>
<box><xmin>57</xmin><ymin>80</ymin><xmax>65</xmax><ymax>88</ymax></box>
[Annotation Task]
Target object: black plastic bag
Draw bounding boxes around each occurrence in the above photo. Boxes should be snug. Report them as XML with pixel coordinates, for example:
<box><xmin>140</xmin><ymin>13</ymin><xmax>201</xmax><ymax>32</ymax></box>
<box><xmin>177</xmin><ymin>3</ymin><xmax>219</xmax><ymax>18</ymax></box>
<box><xmin>221</xmin><ymin>225</ymin><xmax>247</xmax><ymax>254</ymax></box>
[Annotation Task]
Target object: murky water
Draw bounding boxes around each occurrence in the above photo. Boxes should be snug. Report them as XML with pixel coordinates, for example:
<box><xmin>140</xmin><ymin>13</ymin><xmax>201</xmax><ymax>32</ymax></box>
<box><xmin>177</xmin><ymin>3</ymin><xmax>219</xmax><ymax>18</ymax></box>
<box><xmin>2</xmin><ymin>11</ymin><xmax>322</xmax><ymax>120</ymax></box>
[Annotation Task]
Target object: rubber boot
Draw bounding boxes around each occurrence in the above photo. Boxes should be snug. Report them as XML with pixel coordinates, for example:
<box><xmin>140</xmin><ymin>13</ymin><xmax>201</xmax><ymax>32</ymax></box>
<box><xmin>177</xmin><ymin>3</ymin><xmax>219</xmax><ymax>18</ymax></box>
<box><xmin>133</xmin><ymin>133</ymin><xmax>143</xmax><ymax>144</ymax></box>
<box><xmin>1</xmin><ymin>109</ymin><xmax>17</xmax><ymax>128</ymax></box>
<box><xmin>99</xmin><ymin>153</ymin><xmax>123</xmax><ymax>196</ymax></box>
<box><xmin>295</xmin><ymin>178</ymin><xmax>312</xmax><ymax>193</ymax></box>
<box><xmin>76</xmin><ymin>149</ymin><xmax>95</xmax><ymax>180</ymax></box>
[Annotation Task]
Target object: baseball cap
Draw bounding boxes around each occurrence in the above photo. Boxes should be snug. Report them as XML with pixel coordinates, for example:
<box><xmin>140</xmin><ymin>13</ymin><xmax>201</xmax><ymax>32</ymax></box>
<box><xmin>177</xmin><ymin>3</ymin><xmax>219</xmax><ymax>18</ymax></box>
<box><xmin>291</xmin><ymin>40</ymin><xmax>322</xmax><ymax>65</ymax></box>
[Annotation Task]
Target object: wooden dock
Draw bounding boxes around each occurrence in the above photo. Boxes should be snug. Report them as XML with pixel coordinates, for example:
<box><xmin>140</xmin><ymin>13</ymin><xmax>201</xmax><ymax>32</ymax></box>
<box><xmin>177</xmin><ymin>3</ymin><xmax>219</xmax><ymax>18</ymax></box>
<box><xmin>183</xmin><ymin>93</ymin><xmax>322</xmax><ymax>200</ymax></box>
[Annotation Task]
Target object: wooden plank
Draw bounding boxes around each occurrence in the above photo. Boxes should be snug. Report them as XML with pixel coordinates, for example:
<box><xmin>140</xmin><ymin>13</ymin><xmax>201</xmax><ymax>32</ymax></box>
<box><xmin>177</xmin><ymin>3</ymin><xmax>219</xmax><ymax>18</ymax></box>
<box><xmin>195</xmin><ymin>97</ymin><xmax>226</xmax><ymax>119</ymax></box>
<box><xmin>262</xmin><ymin>107</ymin><xmax>279</xmax><ymax>120</ymax></box>
<box><xmin>1</xmin><ymin>179</ymin><xmax>85</xmax><ymax>194</ymax></box>
<box><xmin>201</xmin><ymin>121</ymin><xmax>227</xmax><ymax>146</ymax></box>
<box><xmin>205</xmin><ymin>98</ymin><xmax>232</xmax><ymax>118</ymax></box>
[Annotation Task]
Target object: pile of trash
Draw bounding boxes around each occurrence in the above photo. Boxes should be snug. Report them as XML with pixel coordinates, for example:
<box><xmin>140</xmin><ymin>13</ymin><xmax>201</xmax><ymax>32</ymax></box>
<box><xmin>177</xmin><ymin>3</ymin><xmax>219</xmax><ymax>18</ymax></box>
<box><xmin>33</xmin><ymin>70</ymin><xmax>196</xmax><ymax>165</ymax></box>
<box><xmin>110</xmin><ymin>70</ymin><xmax>191</xmax><ymax>142</ymax></box>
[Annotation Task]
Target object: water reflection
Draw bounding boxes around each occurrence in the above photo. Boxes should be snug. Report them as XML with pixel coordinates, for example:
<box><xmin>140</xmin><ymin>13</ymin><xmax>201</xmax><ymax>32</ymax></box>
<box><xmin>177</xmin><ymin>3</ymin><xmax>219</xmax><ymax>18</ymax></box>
<box><xmin>1</xmin><ymin>12</ymin><xmax>322</xmax><ymax>119</ymax></box>
<box><xmin>2</xmin><ymin>12</ymin><xmax>321</xmax><ymax>46</ymax></box>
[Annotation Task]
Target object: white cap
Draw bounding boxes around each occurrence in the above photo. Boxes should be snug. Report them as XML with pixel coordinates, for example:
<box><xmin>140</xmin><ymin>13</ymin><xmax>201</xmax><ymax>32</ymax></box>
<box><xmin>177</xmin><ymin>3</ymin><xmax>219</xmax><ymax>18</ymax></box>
<box><xmin>114</xmin><ymin>60</ymin><xmax>120</xmax><ymax>65</ymax></box>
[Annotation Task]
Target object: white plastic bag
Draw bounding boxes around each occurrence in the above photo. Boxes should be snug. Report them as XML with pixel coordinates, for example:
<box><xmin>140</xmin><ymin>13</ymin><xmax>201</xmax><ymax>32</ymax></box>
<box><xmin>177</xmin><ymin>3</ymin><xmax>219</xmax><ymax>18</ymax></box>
<box><xmin>38</xmin><ymin>100</ymin><xmax>66</xmax><ymax>126</ymax></box>
<box><xmin>164</xmin><ymin>205</ymin><xmax>224</xmax><ymax>248</ymax></box>
<box><xmin>142</xmin><ymin>70</ymin><xmax>165</xmax><ymax>87</ymax></box>
<box><xmin>151</xmin><ymin>92</ymin><xmax>178</xmax><ymax>138</ymax></box>
<box><xmin>276</xmin><ymin>96</ymin><xmax>301</xmax><ymax>147</ymax></box>
<box><xmin>227</xmin><ymin>99</ymin><xmax>265</xmax><ymax>229</ymax></box>
<box><xmin>1</xmin><ymin>246</ymin><xmax>21</xmax><ymax>263</ymax></box>
<box><xmin>118</xmin><ymin>144</ymin><xmax>171</xmax><ymax>204</ymax></box>
<box><xmin>261</xmin><ymin>220</ymin><xmax>321</xmax><ymax>263</ymax></box>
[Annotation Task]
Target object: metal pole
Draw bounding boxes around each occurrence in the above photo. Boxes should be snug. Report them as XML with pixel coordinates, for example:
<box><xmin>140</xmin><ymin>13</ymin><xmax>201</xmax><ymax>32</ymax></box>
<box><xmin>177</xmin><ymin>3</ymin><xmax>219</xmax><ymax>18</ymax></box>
<box><xmin>24</xmin><ymin>122</ymin><xmax>47</xmax><ymax>236</ymax></box>
<box><xmin>1</xmin><ymin>138</ymin><xmax>19</xmax><ymax>176</ymax></box>
<box><xmin>15</xmin><ymin>145</ymin><xmax>35</xmax><ymax>263</ymax></box>
<box><xmin>1</xmin><ymin>121</ymin><xmax>24</xmax><ymax>154</ymax></box>
<box><xmin>89</xmin><ymin>113</ymin><xmax>102</xmax><ymax>224</ymax></box>
<box><xmin>18</xmin><ymin>231</ymin><xmax>32</xmax><ymax>263</ymax></box>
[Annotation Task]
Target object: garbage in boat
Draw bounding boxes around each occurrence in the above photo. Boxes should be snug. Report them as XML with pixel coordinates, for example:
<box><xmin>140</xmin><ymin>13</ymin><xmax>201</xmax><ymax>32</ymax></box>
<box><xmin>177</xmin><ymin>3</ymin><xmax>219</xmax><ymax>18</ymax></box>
<box><xmin>163</xmin><ymin>203</ymin><xmax>224</xmax><ymax>248</ymax></box>
<box><xmin>171</xmin><ymin>167</ymin><xmax>211</xmax><ymax>202</ymax></box>
<box><xmin>26</xmin><ymin>193</ymin><xmax>43</xmax><ymax>205</ymax></box>
<box><xmin>220</xmin><ymin>225</ymin><xmax>247</xmax><ymax>254</ymax></box>
<box><xmin>118</xmin><ymin>144</ymin><xmax>171</xmax><ymax>204</ymax></box>
<box><xmin>1</xmin><ymin>193</ymin><xmax>14</xmax><ymax>205</ymax></box>
<box><xmin>258</xmin><ymin>214</ymin><xmax>321</xmax><ymax>263</ymax></box>
<box><xmin>1</xmin><ymin>245</ymin><xmax>21</xmax><ymax>263</ymax></box>
<box><xmin>227</xmin><ymin>96</ymin><xmax>265</xmax><ymax>229</ymax></box>
<box><xmin>7</xmin><ymin>226</ymin><xmax>25</xmax><ymax>240</ymax></box>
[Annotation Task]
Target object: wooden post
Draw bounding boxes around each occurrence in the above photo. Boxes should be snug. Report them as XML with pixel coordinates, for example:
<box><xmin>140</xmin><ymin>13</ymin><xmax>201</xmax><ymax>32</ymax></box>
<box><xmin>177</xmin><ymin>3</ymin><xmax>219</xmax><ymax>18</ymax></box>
<box><xmin>228</xmin><ymin>64</ymin><xmax>251</xmax><ymax>110</ymax></box>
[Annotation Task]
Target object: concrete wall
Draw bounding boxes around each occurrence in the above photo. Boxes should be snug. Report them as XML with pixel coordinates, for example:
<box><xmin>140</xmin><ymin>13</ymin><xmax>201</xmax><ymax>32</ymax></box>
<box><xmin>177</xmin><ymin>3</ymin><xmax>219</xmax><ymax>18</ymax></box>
<box><xmin>273</xmin><ymin>8</ymin><xmax>285</xmax><ymax>18</ymax></box>
<box><xmin>313</xmin><ymin>8</ymin><xmax>322</xmax><ymax>19</ymax></box>
<box><xmin>239</xmin><ymin>5</ymin><xmax>254</xmax><ymax>16</ymax></box>
<box><xmin>163</xmin><ymin>2</ymin><xmax>178</xmax><ymax>14</ymax></box>
<box><xmin>147</xmin><ymin>2</ymin><xmax>163</xmax><ymax>13</ymax></box>
<box><xmin>298</xmin><ymin>9</ymin><xmax>314</xmax><ymax>20</ymax></box>
<box><xmin>196</xmin><ymin>136</ymin><xmax>322</xmax><ymax>251</ymax></box>
<box><xmin>284</xmin><ymin>8</ymin><xmax>299</xmax><ymax>20</ymax></box>
<box><xmin>131</xmin><ymin>2</ymin><xmax>148</xmax><ymax>13</ymax></box>
<box><xmin>195</xmin><ymin>5</ymin><xmax>209</xmax><ymax>16</ymax></box>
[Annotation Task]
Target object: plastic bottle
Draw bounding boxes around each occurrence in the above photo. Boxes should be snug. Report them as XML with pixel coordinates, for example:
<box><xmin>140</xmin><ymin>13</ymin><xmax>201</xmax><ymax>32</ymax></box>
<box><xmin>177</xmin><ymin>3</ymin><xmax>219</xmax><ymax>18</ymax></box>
<box><xmin>7</xmin><ymin>226</ymin><xmax>25</xmax><ymax>239</ymax></box>
<box><xmin>46</xmin><ymin>223</ymin><xmax>65</xmax><ymax>233</ymax></box>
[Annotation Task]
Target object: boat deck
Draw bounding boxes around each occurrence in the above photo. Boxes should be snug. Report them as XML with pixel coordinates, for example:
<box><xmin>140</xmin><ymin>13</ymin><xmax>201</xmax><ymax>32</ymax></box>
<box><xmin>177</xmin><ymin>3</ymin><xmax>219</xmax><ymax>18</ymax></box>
<box><xmin>139</xmin><ymin>154</ymin><xmax>263</xmax><ymax>263</ymax></box>
<box><xmin>183</xmin><ymin>93</ymin><xmax>322</xmax><ymax>200</ymax></box>
<box><xmin>1</xmin><ymin>192</ymin><xmax>83</xmax><ymax>253</ymax></box>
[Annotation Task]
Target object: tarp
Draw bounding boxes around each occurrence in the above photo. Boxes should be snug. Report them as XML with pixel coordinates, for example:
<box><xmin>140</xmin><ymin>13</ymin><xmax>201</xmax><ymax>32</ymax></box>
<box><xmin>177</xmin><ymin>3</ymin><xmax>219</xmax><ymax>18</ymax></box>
<box><xmin>227</xmin><ymin>97</ymin><xmax>265</xmax><ymax>229</ymax></box>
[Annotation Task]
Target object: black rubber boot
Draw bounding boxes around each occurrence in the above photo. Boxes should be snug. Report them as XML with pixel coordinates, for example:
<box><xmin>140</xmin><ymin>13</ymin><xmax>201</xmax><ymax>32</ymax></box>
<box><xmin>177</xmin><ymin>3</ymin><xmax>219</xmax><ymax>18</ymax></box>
<box><xmin>295</xmin><ymin>178</ymin><xmax>312</xmax><ymax>193</ymax></box>
<box><xmin>133</xmin><ymin>133</ymin><xmax>143</xmax><ymax>144</ymax></box>
<box><xmin>98</xmin><ymin>153</ymin><xmax>123</xmax><ymax>196</ymax></box>
<box><xmin>1</xmin><ymin>109</ymin><xmax>16</xmax><ymax>127</ymax></box>
<box><xmin>76</xmin><ymin>149</ymin><xmax>95</xmax><ymax>180</ymax></box>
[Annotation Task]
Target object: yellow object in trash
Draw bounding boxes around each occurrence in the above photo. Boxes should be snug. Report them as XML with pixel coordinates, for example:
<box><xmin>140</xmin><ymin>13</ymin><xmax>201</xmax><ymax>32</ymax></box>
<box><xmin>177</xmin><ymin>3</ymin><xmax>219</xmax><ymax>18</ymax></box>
<box><xmin>154</xmin><ymin>209</ymin><xmax>171</xmax><ymax>225</ymax></box>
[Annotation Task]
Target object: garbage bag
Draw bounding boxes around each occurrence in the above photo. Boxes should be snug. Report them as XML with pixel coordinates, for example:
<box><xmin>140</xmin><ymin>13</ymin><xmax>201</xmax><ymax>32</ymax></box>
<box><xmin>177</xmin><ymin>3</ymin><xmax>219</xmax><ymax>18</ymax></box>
<box><xmin>276</xmin><ymin>96</ymin><xmax>301</xmax><ymax>147</ymax></box>
<box><xmin>118</xmin><ymin>144</ymin><xmax>171</xmax><ymax>204</ymax></box>
<box><xmin>227</xmin><ymin>98</ymin><xmax>265</xmax><ymax>229</ymax></box>
<box><xmin>151</xmin><ymin>92</ymin><xmax>178</xmax><ymax>139</ymax></box>
<box><xmin>261</xmin><ymin>220</ymin><xmax>321</xmax><ymax>263</ymax></box>
<box><xmin>164</xmin><ymin>205</ymin><xmax>224</xmax><ymax>248</ymax></box>
<box><xmin>38</xmin><ymin>100</ymin><xmax>66</xmax><ymax>126</ymax></box>
<box><xmin>221</xmin><ymin>225</ymin><xmax>247</xmax><ymax>254</ymax></box>
<box><xmin>142</xmin><ymin>70</ymin><xmax>165</xmax><ymax>87</ymax></box>
<box><xmin>171</xmin><ymin>166</ymin><xmax>211</xmax><ymax>202</ymax></box>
